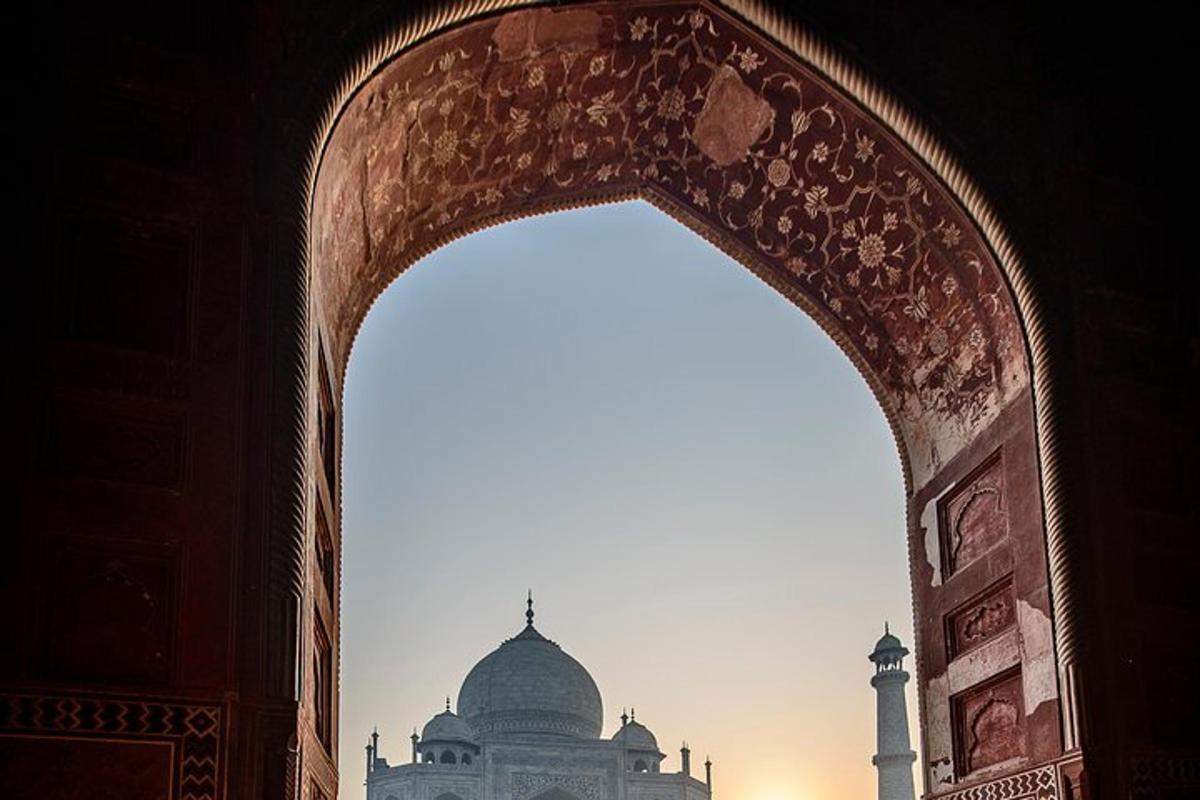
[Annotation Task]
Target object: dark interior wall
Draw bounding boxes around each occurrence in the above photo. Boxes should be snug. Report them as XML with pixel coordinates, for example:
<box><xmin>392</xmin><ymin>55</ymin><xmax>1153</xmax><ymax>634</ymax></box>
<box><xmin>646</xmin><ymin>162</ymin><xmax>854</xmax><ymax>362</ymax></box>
<box><xmin>4</xmin><ymin>2</ymin><xmax>1195</xmax><ymax>799</ymax></box>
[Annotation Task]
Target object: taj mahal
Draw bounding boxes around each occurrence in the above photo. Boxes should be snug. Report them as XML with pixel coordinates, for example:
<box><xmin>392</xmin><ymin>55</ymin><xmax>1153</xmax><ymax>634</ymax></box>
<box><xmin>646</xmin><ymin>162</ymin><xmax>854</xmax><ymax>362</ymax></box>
<box><xmin>364</xmin><ymin>595</ymin><xmax>714</xmax><ymax>800</ymax></box>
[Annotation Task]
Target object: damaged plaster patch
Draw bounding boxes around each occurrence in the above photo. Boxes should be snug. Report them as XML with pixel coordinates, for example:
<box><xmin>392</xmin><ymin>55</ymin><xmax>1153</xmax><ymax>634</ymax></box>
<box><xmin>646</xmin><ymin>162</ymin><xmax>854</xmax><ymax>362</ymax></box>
<box><xmin>1018</xmin><ymin>599</ymin><xmax>1058</xmax><ymax>714</ymax></box>
<box><xmin>921</xmin><ymin>484</ymin><xmax>955</xmax><ymax>586</ymax></box>
<box><xmin>693</xmin><ymin>65</ymin><xmax>774</xmax><ymax>166</ymax></box>
<box><xmin>491</xmin><ymin>8</ymin><xmax>602</xmax><ymax>61</ymax></box>
<box><xmin>924</xmin><ymin>673</ymin><xmax>954</xmax><ymax>787</ymax></box>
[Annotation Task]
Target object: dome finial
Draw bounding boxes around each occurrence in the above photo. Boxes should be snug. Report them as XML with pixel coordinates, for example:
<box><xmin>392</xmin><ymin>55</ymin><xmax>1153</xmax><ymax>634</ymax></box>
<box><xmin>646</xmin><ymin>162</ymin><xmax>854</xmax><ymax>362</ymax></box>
<box><xmin>445</xmin><ymin>696</ymin><xmax>451</xmax><ymax>712</ymax></box>
<box><xmin>526</xmin><ymin>589</ymin><xmax>535</xmax><ymax>627</ymax></box>
<box><xmin>630</xmin><ymin>707</ymin><xmax>636</xmax><ymax>722</ymax></box>
<box><xmin>885</xmin><ymin>620</ymin><xmax>890</xmax><ymax>635</ymax></box>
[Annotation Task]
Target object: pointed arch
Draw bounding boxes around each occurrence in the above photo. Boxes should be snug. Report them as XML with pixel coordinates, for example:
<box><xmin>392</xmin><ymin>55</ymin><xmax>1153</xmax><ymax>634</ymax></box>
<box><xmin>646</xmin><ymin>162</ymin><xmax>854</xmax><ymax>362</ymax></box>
<box><xmin>271</xmin><ymin>0</ymin><xmax>1085</xmax><ymax>792</ymax></box>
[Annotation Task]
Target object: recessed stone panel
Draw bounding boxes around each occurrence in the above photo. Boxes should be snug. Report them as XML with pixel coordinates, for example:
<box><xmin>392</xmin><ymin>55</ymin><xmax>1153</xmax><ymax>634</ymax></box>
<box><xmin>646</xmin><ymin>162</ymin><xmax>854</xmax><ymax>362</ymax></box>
<box><xmin>43</xmin><ymin>399</ymin><xmax>185</xmax><ymax>490</ymax></box>
<box><xmin>953</xmin><ymin>669</ymin><xmax>1026</xmax><ymax>778</ymax></box>
<box><xmin>44</xmin><ymin>539</ymin><xmax>178</xmax><ymax>687</ymax></box>
<box><xmin>55</xmin><ymin>209</ymin><xmax>194</xmax><ymax>357</ymax></box>
<box><xmin>947</xmin><ymin>578</ymin><xmax>1016</xmax><ymax>659</ymax></box>
<box><xmin>939</xmin><ymin>452</ymin><xmax>1008</xmax><ymax>576</ymax></box>
<box><xmin>67</xmin><ymin>86</ymin><xmax>197</xmax><ymax>173</ymax></box>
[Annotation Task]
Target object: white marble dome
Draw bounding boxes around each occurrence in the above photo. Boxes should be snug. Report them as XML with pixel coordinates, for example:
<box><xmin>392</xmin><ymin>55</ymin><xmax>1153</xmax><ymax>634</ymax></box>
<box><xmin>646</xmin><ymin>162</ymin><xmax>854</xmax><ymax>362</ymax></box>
<box><xmin>611</xmin><ymin>720</ymin><xmax>658</xmax><ymax>751</ymax></box>
<box><xmin>458</xmin><ymin>619</ymin><xmax>603</xmax><ymax>739</ymax></box>
<box><xmin>421</xmin><ymin>708</ymin><xmax>477</xmax><ymax>744</ymax></box>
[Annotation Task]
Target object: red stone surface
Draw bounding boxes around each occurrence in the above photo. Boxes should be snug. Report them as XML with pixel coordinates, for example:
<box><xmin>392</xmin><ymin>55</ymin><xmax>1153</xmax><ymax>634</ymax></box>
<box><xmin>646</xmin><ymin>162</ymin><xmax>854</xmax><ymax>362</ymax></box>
<box><xmin>693</xmin><ymin>65</ymin><xmax>775</xmax><ymax>166</ymax></box>
<box><xmin>0</xmin><ymin>736</ymin><xmax>175</xmax><ymax>800</ymax></box>
<box><xmin>493</xmin><ymin>8</ymin><xmax>604</xmax><ymax>61</ymax></box>
<box><xmin>955</xmin><ymin>670</ymin><xmax>1026</xmax><ymax>777</ymax></box>
<box><xmin>948</xmin><ymin>579</ymin><xmax>1016</xmax><ymax>659</ymax></box>
<box><xmin>311</xmin><ymin>1</ymin><xmax>1030</xmax><ymax>489</ymax></box>
<box><xmin>7</xmin><ymin>1</ymin><xmax>1195</xmax><ymax>799</ymax></box>
<box><xmin>940</xmin><ymin>453</ymin><xmax>1008</xmax><ymax>576</ymax></box>
<box><xmin>45</xmin><ymin>539</ymin><xmax>178</xmax><ymax>686</ymax></box>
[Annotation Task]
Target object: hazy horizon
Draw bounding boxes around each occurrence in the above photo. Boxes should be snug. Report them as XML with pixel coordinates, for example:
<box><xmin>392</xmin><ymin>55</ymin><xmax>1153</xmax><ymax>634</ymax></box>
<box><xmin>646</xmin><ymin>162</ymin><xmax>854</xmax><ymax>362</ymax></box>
<box><xmin>339</xmin><ymin>202</ymin><xmax>918</xmax><ymax>800</ymax></box>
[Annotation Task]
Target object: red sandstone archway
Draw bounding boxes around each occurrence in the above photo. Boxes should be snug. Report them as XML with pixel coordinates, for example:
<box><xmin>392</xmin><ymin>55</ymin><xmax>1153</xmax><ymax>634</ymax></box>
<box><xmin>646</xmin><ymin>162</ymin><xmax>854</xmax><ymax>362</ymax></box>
<box><xmin>282</xmin><ymin>2</ymin><xmax>1084</xmax><ymax>796</ymax></box>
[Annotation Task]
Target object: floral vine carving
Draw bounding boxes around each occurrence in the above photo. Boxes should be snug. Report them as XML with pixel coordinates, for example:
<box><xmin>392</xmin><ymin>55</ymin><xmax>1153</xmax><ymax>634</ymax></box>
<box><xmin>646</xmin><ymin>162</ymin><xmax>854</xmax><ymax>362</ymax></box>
<box><xmin>313</xmin><ymin>1</ymin><xmax>1030</xmax><ymax>486</ymax></box>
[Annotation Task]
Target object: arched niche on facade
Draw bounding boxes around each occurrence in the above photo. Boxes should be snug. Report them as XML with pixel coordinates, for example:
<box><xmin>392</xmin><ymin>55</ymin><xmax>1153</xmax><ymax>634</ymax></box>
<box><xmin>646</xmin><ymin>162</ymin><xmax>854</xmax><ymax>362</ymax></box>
<box><xmin>288</xmin><ymin>0</ymin><xmax>1085</xmax><ymax>789</ymax></box>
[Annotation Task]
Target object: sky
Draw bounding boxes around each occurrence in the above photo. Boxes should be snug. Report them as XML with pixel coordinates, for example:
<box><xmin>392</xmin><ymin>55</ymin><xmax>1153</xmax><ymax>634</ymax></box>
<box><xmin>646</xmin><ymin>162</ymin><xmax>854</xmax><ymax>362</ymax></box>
<box><xmin>339</xmin><ymin>202</ymin><xmax>917</xmax><ymax>800</ymax></box>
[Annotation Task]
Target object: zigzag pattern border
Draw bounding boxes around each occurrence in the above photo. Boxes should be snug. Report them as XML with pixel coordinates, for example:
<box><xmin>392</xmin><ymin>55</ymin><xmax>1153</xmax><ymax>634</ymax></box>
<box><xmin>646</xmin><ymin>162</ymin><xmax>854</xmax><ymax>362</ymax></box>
<box><xmin>1130</xmin><ymin>754</ymin><xmax>1200</xmax><ymax>798</ymax></box>
<box><xmin>937</xmin><ymin>764</ymin><xmax>1057</xmax><ymax>800</ymax></box>
<box><xmin>0</xmin><ymin>691</ymin><xmax>221</xmax><ymax>800</ymax></box>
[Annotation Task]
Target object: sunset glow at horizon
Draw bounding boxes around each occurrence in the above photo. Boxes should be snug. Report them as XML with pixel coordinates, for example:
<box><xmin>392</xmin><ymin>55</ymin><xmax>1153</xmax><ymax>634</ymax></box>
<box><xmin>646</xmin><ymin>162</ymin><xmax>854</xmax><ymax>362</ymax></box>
<box><xmin>339</xmin><ymin>203</ymin><xmax>920</xmax><ymax>800</ymax></box>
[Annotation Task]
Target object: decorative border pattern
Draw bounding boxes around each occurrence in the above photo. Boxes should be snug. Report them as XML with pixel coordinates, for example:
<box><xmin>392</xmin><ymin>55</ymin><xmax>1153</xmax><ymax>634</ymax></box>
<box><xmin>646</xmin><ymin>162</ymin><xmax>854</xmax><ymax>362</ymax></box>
<box><xmin>512</xmin><ymin>772</ymin><xmax>605</xmax><ymax>800</ymax></box>
<box><xmin>0</xmin><ymin>691</ymin><xmax>222</xmax><ymax>800</ymax></box>
<box><xmin>1131</xmin><ymin>754</ymin><xmax>1200</xmax><ymax>799</ymax></box>
<box><xmin>468</xmin><ymin>709</ymin><xmax>598</xmax><ymax>739</ymax></box>
<box><xmin>937</xmin><ymin>763</ymin><xmax>1057</xmax><ymax>800</ymax></box>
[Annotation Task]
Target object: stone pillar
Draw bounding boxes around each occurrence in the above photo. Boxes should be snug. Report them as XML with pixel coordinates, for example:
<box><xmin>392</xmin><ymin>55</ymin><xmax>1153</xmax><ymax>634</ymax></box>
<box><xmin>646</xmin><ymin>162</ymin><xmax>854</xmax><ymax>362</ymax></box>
<box><xmin>869</xmin><ymin>628</ymin><xmax>916</xmax><ymax>800</ymax></box>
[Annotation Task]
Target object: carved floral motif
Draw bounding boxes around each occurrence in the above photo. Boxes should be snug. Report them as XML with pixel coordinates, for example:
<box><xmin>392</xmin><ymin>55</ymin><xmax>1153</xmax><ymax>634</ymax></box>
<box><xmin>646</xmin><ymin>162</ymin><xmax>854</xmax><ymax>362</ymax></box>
<box><xmin>312</xmin><ymin>0</ymin><xmax>1030</xmax><ymax>488</ymax></box>
<box><xmin>949</xmin><ymin>580</ymin><xmax>1017</xmax><ymax>658</ymax></box>
<box><xmin>512</xmin><ymin>773</ymin><xmax>604</xmax><ymax>800</ymax></box>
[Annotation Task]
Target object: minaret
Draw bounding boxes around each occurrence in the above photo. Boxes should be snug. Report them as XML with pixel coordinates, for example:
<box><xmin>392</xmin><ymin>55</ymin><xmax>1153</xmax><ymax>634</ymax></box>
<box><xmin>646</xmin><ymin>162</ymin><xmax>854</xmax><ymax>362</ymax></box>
<box><xmin>704</xmin><ymin>756</ymin><xmax>712</xmax><ymax>796</ymax></box>
<box><xmin>410</xmin><ymin>728</ymin><xmax>419</xmax><ymax>763</ymax></box>
<box><xmin>869</xmin><ymin>624</ymin><xmax>916</xmax><ymax>800</ymax></box>
<box><xmin>680</xmin><ymin>741</ymin><xmax>691</xmax><ymax>776</ymax></box>
<box><xmin>365</xmin><ymin>735</ymin><xmax>374</xmax><ymax>783</ymax></box>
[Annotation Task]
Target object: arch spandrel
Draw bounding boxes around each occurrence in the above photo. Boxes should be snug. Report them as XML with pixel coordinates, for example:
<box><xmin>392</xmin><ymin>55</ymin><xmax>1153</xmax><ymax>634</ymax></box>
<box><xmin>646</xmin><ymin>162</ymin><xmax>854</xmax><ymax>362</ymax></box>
<box><xmin>312</xmin><ymin>0</ymin><xmax>1030</xmax><ymax>491</ymax></box>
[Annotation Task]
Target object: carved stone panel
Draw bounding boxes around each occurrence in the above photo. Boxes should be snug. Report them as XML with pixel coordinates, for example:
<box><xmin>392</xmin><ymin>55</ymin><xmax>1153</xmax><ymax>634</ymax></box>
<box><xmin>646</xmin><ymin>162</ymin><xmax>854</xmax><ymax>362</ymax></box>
<box><xmin>940</xmin><ymin>453</ymin><xmax>1008</xmax><ymax>576</ymax></box>
<box><xmin>54</xmin><ymin>210</ymin><xmax>195</xmax><ymax>357</ymax></box>
<box><xmin>44</xmin><ymin>539</ymin><xmax>178</xmax><ymax>686</ymax></box>
<box><xmin>512</xmin><ymin>773</ymin><xmax>604</xmax><ymax>800</ymax></box>
<box><xmin>69</xmin><ymin>85</ymin><xmax>198</xmax><ymax>173</ymax></box>
<box><xmin>43</xmin><ymin>399</ymin><xmax>185</xmax><ymax>490</ymax></box>
<box><xmin>948</xmin><ymin>579</ymin><xmax>1017</xmax><ymax>659</ymax></box>
<box><xmin>953</xmin><ymin>669</ymin><xmax>1026</xmax><ymax>778</ymax></box>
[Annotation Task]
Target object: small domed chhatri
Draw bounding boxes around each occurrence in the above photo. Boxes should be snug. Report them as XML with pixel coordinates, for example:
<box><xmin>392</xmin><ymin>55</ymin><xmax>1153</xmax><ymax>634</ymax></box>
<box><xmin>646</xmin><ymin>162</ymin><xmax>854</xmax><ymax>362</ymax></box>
<box><xmin>415</xmin><ymin>699</ymin><xmax>480</xmax><ymax>766</ymax></box>
<box><xmin>421</xmin><ymin>700</ymin><xmax>477</xmax><ymax>744</ymax></box>
<box><xmin>364</xmin><ymin>595</ymin><xmax>714</xmax><ymax>800</ymax></box>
